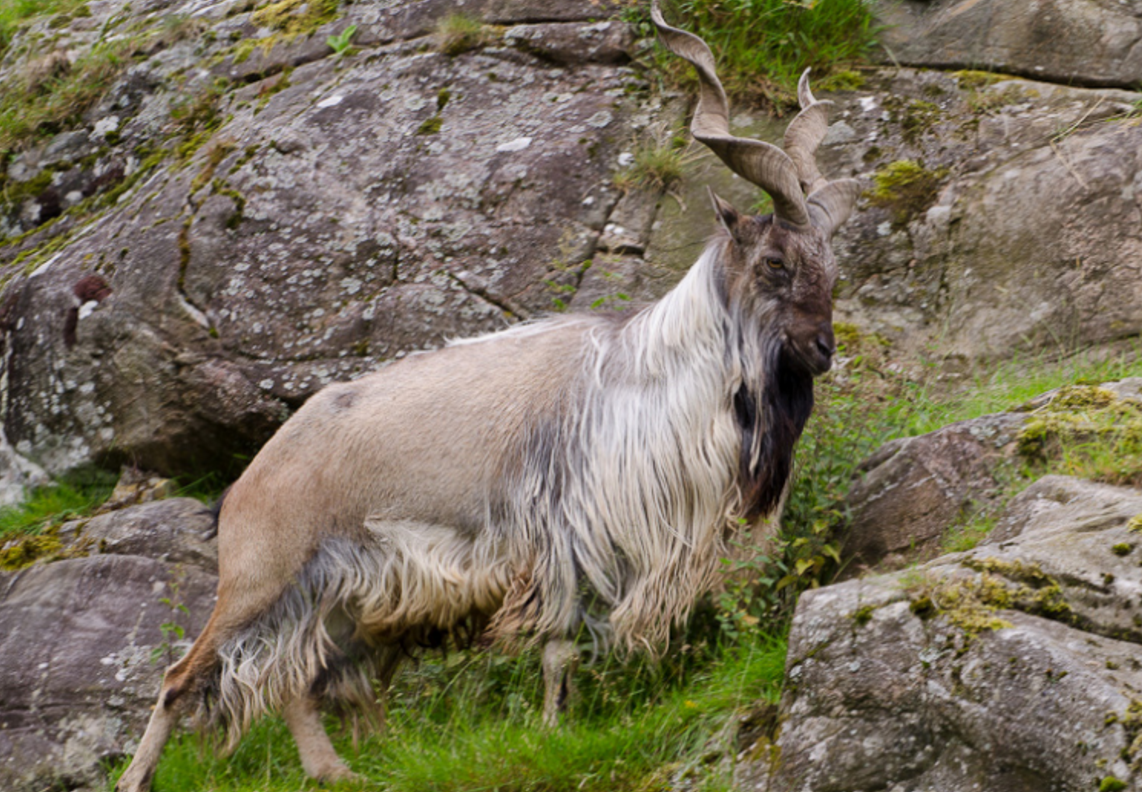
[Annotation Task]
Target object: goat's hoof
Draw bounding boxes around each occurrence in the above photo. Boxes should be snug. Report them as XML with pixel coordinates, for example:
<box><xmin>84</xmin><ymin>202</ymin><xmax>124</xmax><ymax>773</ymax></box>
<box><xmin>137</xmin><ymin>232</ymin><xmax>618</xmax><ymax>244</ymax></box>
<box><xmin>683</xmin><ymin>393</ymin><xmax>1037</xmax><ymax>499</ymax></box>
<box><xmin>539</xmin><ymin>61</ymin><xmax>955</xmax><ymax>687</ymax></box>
<box><xmin>114</xmin><ymin>770</ymin><xmax>152</xmax><ymax>792</ymax></box>
<box><xmin>314</xmin><ymin>764</ymin><xmax>363</xmax><ymax>784</ymax></box>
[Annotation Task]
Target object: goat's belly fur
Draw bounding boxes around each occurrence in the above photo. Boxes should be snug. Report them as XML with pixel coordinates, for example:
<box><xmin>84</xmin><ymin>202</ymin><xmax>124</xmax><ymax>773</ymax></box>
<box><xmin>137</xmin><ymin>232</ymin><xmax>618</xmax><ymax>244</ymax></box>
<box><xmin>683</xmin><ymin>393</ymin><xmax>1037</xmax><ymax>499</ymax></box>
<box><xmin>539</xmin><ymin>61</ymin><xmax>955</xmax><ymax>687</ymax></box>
<box><xmin>206</xmin><ymin>525</ymin><xmax>510</xmax><ymax>746</ymax></box>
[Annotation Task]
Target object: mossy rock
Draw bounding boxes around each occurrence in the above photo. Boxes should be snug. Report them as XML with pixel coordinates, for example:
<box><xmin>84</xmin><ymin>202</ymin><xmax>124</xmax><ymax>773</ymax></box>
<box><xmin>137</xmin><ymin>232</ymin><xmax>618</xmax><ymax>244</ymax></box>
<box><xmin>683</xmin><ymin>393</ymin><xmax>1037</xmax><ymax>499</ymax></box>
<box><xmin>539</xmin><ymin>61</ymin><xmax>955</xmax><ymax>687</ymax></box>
<box><xmin>0</xmin><ymin>525</ymin><xmax>85</xmax><ymax>571</ymax></box>
<box><xmin>884</xmin><ymin>96</ymin><xmax>942</xmax><ymax>143</ymax></box>
<box><xmin>866</xmin><ymin>160</ymin><xmax>949</xmax><ymax>227</ymax></box>
<box><xmin>1016</xmin><ymin>385</ymin><xmax>1142</xmax><ymax>486</ymax></box>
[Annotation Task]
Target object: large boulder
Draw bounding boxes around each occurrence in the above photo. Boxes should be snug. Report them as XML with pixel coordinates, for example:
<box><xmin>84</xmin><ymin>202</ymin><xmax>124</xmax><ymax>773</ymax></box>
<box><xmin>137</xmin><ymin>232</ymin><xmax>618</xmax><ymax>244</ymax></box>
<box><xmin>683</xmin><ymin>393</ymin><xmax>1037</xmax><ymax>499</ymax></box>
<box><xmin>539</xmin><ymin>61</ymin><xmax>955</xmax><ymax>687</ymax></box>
<box><xmin>0</xmin><ymin>0</ymin><xmax>664</xmax><ymax>478</ymax></box>
<box><xmin>843</xmin><ymin>412</ymin><xmax>1024</xmax><ymax>569</ymax></box>
<box><xmin>0</xmin><ymin>498</ymin><xmax>218</xmax><ymax>792</ymax></box>
<box><xmin>817</xmin><ymin>71</ymin><xmax>1142</xmax><ymax>369</ymax></box>
<box><xmin>740</xmin><ymin>476</ymin><xmax>1142</xmax><ymax>792</ymax></box>
<box><xmin>871</xmin><ymin>0</ymin><xmax>1142</xmax><ymax>89</ymax></box>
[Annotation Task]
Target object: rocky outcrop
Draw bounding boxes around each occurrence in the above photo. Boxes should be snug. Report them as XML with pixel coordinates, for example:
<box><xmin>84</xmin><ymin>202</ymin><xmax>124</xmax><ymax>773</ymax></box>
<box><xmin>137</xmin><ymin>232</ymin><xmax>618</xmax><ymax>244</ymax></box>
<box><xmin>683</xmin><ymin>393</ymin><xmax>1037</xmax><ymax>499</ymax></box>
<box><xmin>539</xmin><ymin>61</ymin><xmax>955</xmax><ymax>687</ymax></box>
<box><xmin>843</xmin><ymin>412</ymin><xmax>1023</xmax><ymax>569</ymax></box>
<box><xmin>0</xmin><ymin>498</ymin><xmax>217</xmax><ymax>792</ymax></box>
<box><xmin>841</xmin><ymin>378</ymin><xmax>1142</xmax><ymax>571</ymax></box>
<box><xmin>817</xmin><ymin>71</ymin><xmax>1142</xmax><ymax>369</ymax></box>
<box><xmin>871</xmin><ymin>0</ymin><xmax>1142</xmax><ymax>89</ymax></box>
<box><xmin>740</xmin><ymin>476</ymin><xmax>1142</xmax><ymax>792</ymax></box>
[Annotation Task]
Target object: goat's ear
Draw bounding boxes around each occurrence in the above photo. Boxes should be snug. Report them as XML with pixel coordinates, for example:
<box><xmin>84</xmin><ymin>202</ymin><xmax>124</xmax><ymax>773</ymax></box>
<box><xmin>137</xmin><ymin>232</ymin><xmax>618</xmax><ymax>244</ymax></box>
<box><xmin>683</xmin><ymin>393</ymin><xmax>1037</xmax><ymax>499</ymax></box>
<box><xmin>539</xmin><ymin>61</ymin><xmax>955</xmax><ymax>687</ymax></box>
<box><xmin>708</xmin><ymin>188</ymin><xmax>742</xmax><ymax>240</ymax></box>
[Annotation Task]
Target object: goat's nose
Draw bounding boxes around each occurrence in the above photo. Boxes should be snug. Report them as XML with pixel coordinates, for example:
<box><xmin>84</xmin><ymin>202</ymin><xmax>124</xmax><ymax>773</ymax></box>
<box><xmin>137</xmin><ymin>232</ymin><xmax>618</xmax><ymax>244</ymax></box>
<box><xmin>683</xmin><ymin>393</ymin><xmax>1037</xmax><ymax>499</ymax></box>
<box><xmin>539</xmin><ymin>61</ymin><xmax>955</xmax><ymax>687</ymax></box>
<box><xmin>816</xmin><ymin>326</ymin><xmax>836</xmax><ymax>360</ymax></box>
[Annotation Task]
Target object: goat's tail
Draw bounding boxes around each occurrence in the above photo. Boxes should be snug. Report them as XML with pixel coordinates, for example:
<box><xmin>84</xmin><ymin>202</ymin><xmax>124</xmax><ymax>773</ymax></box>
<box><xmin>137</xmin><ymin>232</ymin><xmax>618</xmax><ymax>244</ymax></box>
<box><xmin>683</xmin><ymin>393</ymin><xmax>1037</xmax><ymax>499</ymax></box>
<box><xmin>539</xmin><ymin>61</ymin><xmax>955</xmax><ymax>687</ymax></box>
<box><xmin>200</xmin><ymin>486</ymin><xmax>230</xmax><ymax>541</ymax></box>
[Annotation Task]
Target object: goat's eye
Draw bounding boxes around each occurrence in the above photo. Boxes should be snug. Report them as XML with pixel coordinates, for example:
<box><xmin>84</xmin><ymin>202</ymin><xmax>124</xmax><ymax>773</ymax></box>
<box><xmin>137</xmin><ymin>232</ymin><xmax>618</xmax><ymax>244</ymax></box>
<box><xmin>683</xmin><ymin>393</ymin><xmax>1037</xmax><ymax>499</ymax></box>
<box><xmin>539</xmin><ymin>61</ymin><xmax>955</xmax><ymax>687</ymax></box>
<box><xmin>765</xmin><ymin>257</ymin><xmax>784</xmax><ymax>270</ymax></box>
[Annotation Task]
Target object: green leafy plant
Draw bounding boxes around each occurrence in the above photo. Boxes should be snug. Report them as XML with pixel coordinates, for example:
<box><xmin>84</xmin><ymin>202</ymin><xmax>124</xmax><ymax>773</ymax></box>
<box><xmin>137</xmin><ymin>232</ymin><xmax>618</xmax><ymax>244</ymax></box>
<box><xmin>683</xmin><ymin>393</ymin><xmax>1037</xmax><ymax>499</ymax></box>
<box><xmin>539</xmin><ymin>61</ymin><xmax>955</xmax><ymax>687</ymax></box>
<box><xmin>326</xmin><ymin>23</ymin><xmax>357</xmax><ymax>55</ymax></box>
<box><xmin>151</xmin><ymin>571</ymin><xmax>191</xmax><ymax>665</ymax></box>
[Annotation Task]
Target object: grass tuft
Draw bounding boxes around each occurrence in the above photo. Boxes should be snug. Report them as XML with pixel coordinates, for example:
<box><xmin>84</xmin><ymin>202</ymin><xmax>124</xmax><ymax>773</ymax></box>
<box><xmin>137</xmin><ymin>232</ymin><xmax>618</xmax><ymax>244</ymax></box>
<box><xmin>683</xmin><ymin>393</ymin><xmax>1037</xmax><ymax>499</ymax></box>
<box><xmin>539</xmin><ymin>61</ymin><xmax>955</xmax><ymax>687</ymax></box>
<box><xmin>0</xmin><ymin>467</ymin><xmax>116</xmax><ymax>544</ymax></box>
<box><xmin>614</xmin><ymin>126</ymin><xmax>692</xmax><ymax>193</ymax></box>
<box><xmin>638</xmin><ymin>0</ymin><xmax>879</xmax><ymax>109</ymax></box>
<box><xmin>434</xmin><ymin>13</ymin><xmax>492</xmax><ymax>57</ymax></box>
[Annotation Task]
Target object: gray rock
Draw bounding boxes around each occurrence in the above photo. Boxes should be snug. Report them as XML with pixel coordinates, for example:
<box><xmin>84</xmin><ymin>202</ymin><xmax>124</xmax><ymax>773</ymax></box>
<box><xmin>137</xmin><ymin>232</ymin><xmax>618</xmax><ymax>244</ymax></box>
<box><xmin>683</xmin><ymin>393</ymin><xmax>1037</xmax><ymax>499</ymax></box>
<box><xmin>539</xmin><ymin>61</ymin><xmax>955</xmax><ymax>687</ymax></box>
<box><xmin>63</xmin><ymin>497</ymin><xmax>219</xmax><ymax>571</ymax></box>
<box><xmin>747</xmin><ymin>475</ymin><xmax>1142</xmax><ymax>792</ymax></box>
<box><xmin>844</xmin><ymin>412</ymin><xmax>1025</xmax><ymax>569</ymax></box>
<box><xmin>0</xmin><ymin>431</ymin><xmax>48</xmax><ymax>507</ymax></box>
<box><xmin>503</xmin><ymin>21</ymin><xmax>634</xmax><ymax>65</ymax></box>
<box><xmin>872</xmin><ymin>0</ymin><xmax>1142</xmax><ymax>89</ymax></box>
<box><xmin>0</xmin><ymin>498</ymin><xmax>218</xmax><ymax>792</ymax></box>
<box><xmin>814</xmin><ymin>70</ymin><xmax>1142</xmax><ymax>366</ymax></box>
<box><xmin>0</xmin><ymin>3</ymin><xmax>663</xmax><ymax>479</ymax></box>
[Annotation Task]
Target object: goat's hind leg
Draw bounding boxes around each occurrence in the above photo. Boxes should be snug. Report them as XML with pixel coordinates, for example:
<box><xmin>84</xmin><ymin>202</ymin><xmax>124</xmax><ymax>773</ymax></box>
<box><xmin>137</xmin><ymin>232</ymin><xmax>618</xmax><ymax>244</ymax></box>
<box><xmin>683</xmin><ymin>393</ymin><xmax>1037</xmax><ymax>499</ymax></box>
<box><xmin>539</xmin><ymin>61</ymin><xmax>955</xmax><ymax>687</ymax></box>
<box><xmin>284</xmin><ymin>643</ymin><xmax>404</xmax><ymax>782</ymax></box>
<box><xmin>115</xmin><ymin>621</ymin><xmax>225</xmax><ymax>792</ymax></box>
<box><xmin>283</xmin><ymin>695</ymin><xmax>360</xmax><ymax>782</ymax></box>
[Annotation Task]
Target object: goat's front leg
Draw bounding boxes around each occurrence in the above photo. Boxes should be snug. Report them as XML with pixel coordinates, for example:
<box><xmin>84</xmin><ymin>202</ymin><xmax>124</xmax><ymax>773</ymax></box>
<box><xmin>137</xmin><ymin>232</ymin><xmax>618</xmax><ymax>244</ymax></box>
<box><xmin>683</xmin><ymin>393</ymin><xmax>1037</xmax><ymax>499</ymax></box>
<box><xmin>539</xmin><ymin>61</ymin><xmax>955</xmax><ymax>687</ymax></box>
<box><xmin>541</xmin><ymin>638</ymin><xmax>580</xmax><ymax>727</ymax></box>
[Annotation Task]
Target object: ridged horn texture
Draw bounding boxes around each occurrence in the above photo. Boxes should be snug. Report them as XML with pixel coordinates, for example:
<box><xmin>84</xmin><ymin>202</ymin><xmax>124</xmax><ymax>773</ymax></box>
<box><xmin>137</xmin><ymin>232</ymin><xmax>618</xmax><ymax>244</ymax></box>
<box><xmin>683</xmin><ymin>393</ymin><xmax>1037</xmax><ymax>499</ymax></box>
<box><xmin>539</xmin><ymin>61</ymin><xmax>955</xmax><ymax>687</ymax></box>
<box><xmin>652</xmin><ymin>4</ymin><xmax>861</xmax><ymax>235</ymax></box>
<box><xmin>650</xmin><ymin>0</ymin><xmax>810</xmax><ymax>228</ymax></box>
<box><xmin>784</xmin><ymin>69</ymin><xmax>833</xmax><ymax>195</ymax></box>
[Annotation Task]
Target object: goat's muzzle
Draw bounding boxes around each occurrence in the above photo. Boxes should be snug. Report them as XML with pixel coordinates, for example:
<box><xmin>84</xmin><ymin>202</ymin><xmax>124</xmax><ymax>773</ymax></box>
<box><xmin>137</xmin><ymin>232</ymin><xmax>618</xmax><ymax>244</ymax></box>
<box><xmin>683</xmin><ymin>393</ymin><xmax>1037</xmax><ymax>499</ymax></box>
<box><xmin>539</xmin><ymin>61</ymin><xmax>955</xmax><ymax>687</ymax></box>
<box><xmin>788</xmin><ymin>319</ymin><xmax>835</xmax><ymax>376</ymax></box>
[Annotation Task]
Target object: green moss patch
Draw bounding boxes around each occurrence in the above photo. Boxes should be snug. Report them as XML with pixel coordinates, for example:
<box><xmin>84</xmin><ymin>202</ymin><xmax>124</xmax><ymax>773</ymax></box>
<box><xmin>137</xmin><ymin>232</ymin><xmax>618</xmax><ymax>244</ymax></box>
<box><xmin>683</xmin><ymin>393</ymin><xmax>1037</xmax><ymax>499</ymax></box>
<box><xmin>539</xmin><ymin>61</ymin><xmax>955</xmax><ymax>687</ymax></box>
<box><xmin>884</xmin><ymin>96</ymin><xmax>942</xmax><ymax>143</ymax></box>
<box><xmin>0</xmin><ymin>529</ymin><xmax>63</xmax><ymax>570</ymax></box>
<box><xmin>0</xmin><ymin>521</ymin><xmax>94</xmax><ymax>570</ymax></box>
<box><xmin>908</xmin><ymin>557</ymin><xmax>1083</xmax><ymax>638</ymax></box>
<box><xmin>952</xmin><ymin>70</ymin><xmax>1008</xmax><ymax>91</ymax></box>
<box><xmin>415</xmin><ymin>115</ymin><xmax>443</xmax><ymax>136</ymax></box>
<box><xmin>1119</xmin><ymin>700</ymin><xmax>1142</xmax><ymax>771</ymax></box>
<box><xmin>967</xmin><ymin>84</ymin><xmax>1035</xmax><ymax>115</ymax></box>
<box><xmin>914</xmin><ymin>573</ymin><xmax>1015</xmax><ymax>635</ymax></box>
<box><xmin>252</xmin><ymin>0</ymin><xmax>340</xmax><ymax>40</ymax></box>
<box><xmin>1016</xmin><ymin>385</ymin><xmax>1142</xmax><ymax>487</ymax></box>
<box><xmin>866</xmin><ymin>160</ymin><xmax>949</xmax><ymax>227</ymax></box>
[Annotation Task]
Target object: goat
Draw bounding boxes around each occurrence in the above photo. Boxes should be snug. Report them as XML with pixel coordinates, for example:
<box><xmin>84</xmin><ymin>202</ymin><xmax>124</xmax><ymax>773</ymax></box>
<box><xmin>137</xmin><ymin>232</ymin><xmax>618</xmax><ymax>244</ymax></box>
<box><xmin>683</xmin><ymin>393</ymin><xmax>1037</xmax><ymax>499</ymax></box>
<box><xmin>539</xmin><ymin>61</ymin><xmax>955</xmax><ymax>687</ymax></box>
<box><xmin>114</xmin><ymin>4</ymin><xmax>860</xmax><ymax>789</ymax></box>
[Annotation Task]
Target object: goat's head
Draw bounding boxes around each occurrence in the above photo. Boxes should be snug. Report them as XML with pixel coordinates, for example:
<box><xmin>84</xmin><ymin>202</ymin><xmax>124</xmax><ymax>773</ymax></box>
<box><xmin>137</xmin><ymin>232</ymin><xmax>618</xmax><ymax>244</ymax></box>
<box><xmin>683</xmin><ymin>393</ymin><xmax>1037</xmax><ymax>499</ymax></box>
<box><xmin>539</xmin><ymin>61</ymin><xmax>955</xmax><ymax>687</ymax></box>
<box><xmin>652</xmin><ymin>2</ymin><xmax>860</xmax><ymax>376</ymax></box>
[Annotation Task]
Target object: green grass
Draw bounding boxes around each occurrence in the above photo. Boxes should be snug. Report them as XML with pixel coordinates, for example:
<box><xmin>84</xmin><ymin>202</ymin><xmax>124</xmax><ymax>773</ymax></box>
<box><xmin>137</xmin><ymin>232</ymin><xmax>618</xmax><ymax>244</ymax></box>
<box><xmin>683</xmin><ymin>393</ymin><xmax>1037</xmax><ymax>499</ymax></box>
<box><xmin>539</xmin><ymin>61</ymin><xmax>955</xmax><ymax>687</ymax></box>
<box><xmin>614</xmin><ymin>127</ymin><xmax>692</xmax><ymax>193</ymax></box>
<box><xmin>0</xmin><ymin>9</ymin><xmax>207</xmax><ymax>157</ymax></box>
<box><xmin>0</xmin><ymin>0</ymin><xmax>90</xmax><ymax>51</ymax></box>
<box><xmin>0</xmin><ymin>467</ymin><xmax>115</xmax><ymax>542</ymax></box>
<box><xmin>636</xmin><ymin>0</ymin><xmax>879</xmax><ymax>108</ymax></box>
<box><xmin>108</xmin><ymin>633</ymin><xmax>787</xmax><ymax>792</ymax></box>
<box><xmin>0</xmin><ymin>39</ymin><xmax>132</xmax><ymax>155</ymax></box>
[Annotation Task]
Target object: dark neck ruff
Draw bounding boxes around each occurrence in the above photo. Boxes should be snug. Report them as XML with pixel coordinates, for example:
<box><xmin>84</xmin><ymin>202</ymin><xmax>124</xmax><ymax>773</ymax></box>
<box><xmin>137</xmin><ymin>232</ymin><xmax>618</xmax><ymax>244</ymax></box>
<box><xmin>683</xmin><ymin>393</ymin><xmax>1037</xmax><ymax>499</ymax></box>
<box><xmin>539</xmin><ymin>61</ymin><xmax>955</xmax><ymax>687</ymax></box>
<box><xmin>734</xmin><ymin>347</ymin><xmax>815</xmax><ymax>519</ymax></box>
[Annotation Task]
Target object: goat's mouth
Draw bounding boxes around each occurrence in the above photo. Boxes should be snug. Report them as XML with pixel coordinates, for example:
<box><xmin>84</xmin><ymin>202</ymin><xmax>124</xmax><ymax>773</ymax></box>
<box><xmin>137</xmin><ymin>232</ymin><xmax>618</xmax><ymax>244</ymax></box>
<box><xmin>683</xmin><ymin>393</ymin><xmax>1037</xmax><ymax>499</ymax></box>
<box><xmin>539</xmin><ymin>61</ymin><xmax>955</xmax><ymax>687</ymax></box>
<box><xmin>786</xmin><ymin>336</ymin><xmax>834</xmax><ymax>376</ymax></box>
